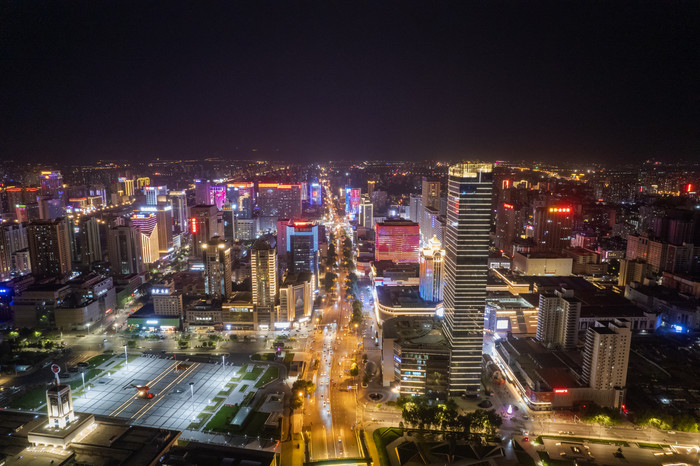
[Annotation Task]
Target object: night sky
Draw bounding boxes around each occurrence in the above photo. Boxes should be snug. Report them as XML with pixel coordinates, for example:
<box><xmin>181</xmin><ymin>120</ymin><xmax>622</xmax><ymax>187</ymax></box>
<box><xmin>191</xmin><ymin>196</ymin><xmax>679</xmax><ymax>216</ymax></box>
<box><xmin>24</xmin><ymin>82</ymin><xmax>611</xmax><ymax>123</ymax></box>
<box><xmin>2</xmin><ymin>1</ymin><xmax>699</xmax><ymax>164</ymax></box>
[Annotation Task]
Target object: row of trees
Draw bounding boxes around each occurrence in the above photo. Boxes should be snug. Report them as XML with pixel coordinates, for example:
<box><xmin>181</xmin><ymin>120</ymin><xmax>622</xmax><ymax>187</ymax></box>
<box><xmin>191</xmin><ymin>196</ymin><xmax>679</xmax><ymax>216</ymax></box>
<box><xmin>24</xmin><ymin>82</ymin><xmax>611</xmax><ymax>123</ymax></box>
<box><xmin>398</xmin><ymin>396</ymin><xmax>502</xmax><ymax>437</ymax></box>
<box><xmin>291</xmin><ymin>379</ymin><xmax>316</xmax><ymax>409</ymax></box>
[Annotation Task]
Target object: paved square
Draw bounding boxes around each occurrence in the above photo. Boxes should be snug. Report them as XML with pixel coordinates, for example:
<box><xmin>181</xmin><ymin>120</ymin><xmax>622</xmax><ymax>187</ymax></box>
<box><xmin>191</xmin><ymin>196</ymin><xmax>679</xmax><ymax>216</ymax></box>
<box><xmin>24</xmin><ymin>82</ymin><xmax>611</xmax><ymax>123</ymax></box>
<box><xmin>72</xmin><ymin>356</ymin><xmax>253</xmax><ymax>432</ymax></box>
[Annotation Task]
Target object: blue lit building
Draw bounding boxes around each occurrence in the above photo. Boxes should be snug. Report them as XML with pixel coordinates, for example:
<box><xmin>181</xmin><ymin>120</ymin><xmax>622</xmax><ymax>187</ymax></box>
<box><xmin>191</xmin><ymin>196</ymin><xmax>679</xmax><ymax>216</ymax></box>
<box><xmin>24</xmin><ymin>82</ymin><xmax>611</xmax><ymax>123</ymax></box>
<box><xmin>286</xmin><ymin>222</ymin><xmax>319</xmax><ymax>291</ymax></box>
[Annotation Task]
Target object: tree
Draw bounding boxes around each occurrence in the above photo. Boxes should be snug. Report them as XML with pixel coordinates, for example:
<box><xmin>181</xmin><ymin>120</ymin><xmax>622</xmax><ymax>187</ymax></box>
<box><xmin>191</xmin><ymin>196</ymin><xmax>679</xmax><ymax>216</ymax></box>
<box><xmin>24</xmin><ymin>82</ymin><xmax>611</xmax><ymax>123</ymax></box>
<box><xmin>324</xmin><ymin>272</ymin><xmax>337</xmax><ymax>292</ymax></box>
<box><xmin>349</xmin><ymin>363</ymin><xmax>359</xmax><ymax>377</ymax></box>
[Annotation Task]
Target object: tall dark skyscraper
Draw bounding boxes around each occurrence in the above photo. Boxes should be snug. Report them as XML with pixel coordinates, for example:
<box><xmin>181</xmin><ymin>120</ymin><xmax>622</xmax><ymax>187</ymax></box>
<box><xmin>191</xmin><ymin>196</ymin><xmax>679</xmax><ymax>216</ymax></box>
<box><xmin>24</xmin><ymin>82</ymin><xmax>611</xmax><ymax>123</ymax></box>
<box><xmin>27</xmin><ymin>218</ymin><xmax>72</xmax><ymax>280</ymax></box>
<box><xmin>442</xmin><ymin>163</ymin><xmax>493</xmax><ymax>396</ymax></box>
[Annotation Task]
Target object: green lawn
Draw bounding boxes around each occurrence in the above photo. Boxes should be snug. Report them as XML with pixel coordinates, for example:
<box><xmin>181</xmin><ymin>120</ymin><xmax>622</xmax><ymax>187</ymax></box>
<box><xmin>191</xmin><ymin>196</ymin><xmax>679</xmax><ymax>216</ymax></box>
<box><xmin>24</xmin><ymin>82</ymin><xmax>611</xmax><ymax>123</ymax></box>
<box><xmin>242</xmin><ymin>366</ymin><xmax>264</xmax><ymax>381</ymax></box>
<box><xmin>251</xmin><ymin>353</ymin><xmax>275</xmax><ymax>362</ymax></box>
<box><xmin>254</xmin><ymin>366</ymin><xmax>279</xmax><ymax>388</ymax></box>
<box><xmin>238</xmin><ymin>384</ymin><xmax>249</xmax><ymax>392</ymax></box>
<box><xmin>86</xmin><ymin>353</ymin><xmax>115</xmax><ymax>367</ymax></box>
<box><xmin>8</xmin><ymin>386</ymin><xmax>47</xmax><ymax>410</ymax></box>
<box><xmin>205</xmin><ymin>405</ymin><xmax>241</xmax><ymax>431</ymax></box>
<box><xmin>638</xmin><ymin>442</ymin><xmax>668</xmax><ymax>449</ymax></box>
<box><xmin>228</xmin><ymin>411</ymin><xmax>271</xmax><ymax>437</ymax></box>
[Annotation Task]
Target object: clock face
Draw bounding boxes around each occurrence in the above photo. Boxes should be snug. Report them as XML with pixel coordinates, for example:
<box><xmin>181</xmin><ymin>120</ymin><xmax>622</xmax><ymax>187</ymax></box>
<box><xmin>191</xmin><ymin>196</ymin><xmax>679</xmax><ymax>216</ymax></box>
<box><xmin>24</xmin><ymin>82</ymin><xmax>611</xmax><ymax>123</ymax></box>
<box><xmin>51</xmin><ymin>364</ymin><xmax>61</xmax><ymax>374</ymax></box>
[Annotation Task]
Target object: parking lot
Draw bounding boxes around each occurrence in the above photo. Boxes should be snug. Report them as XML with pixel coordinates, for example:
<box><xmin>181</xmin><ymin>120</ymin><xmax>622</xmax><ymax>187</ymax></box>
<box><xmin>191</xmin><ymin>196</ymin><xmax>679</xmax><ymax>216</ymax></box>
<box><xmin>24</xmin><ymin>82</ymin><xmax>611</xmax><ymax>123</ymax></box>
<box><xmin>72</xmin><ymin>355</ymin><xmax>246</xmax><ymax>432</ymax></box>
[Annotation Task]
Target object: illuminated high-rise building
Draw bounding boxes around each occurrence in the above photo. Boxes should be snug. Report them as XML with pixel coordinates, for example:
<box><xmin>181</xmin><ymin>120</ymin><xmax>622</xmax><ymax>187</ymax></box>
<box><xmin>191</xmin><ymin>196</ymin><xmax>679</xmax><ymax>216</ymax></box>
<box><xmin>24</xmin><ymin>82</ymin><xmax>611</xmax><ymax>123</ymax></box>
<box><xmin>27</xmin><ymin>218</ymin><xmax>72</xmax><ymax>280</ymax></box>
<box><xmin>226</xmin><ymin>182</ymin><xmax>255</xmax><ymax>218</ymax></box>
<box><xmin>422</xmin><ymin>180</ymin><xmax>441</xmax><ymax>211</ymax></box>
<box><xmin>107</xmin><ymin>224</ymin><xmax>143</xmax><ymax>274</ymax></box>
<box><xmin>419</xmin><ymin>236</ymin><xmax>445</xmax><ymax>302</ymax></box>
<box><xmin>202</xmin><ymin>236</ymin><xmax>232</xmax><ymax>300</ymax></box>
<box><xmin>194</xmin><ymin>179</ymin><xmax>211</xmax><ymax>205</ymax></box>
<box><xmin>309</xmin><ymin>182</ymin><xmax>322</xmax><ymax>206</ymax></box>
<box><xmin>77</xmin><ymin>216</ymin><xmax>103</xmax><ymax>267</ymax></box>
<box><xmin>582</xmin><ymin>319</ymin><xmax>631</xmax><ymax>406</ymax></box>
<box><xmin>144</xmin><ymin>186</ymin><xmax>168</xmax><ymax>206</ymax></box>
<box><xmin>251</xmin><ymin>238</ymin><xmax>277</xmax><ymax>330</ymax></box>
<box><xmin>536</xmin><ymin>289</ymin><xmax>581</xmax><ymax>350</ymax></box>
<box><xmin>345</xmin><ymin>187</ymin><xmax>361</xmax><ymax>218</ymax></box>
<box><xmin>256</xmin><ymin>183</ymin><xmax>302</xmax><ymax>219</ymax></box>
<box><xmin>131</xmin><ymin>214</ymin><xmax>159</xmax><ymax>265</ymax></box>
<box><xmin>38</xmin><ymin>196</ymin><xmax>64</xmax><ymax>220</ymax></box>
<box><xmin>375</xmin><ymin>219</ymin><xmax>420</xmax><ymax>263</ymax></box>
<box><xmin>533</xmin><ymin>204</ymin><xmax>573</xmax><ymax>251</ymax></box>
<box><xmin>39</xmin><ymin>170</ymin><xmax>63</xmax><ymax>198</ymax></box>
<box><xmin>118</xmin><ymin>177</ymin><xmax>135</xmax><ymax>197</ymax></box>
<box><xmin>367</xmin><ymin>180</ymin><xmax>376</xmax><ymax>198</ymax></box>
<box><xmin>286</xmin><ymin>221</ymin><xmax>320</xmax><ymax>290</ymax></box>
<box><xmin>208</xmin><ymin>185</ymin><xmax>226</xmax><ymax>210</ymax></box>
<box><xmin>189</xmin><ymin>204</ymin><xmax>223</xmax><ymax>256</ymax></box>
<box><xmin>442</xmin><ymin>162</ymin><xmax>493</xmax><ymax>396</ymax></box>
<box><xmin>168</xmin><ymin>191</ymin><xmax>188</xmax><ymax>233</ymax></box>
<box><xmin>359</xmin><ymin>198</ymin><xmax>374</xmax><ymax>228</ymax></box>
<box><xmin>0</xmin><ymin>223</ymin><xmax>28</xmax><ymax>280</ymax></box>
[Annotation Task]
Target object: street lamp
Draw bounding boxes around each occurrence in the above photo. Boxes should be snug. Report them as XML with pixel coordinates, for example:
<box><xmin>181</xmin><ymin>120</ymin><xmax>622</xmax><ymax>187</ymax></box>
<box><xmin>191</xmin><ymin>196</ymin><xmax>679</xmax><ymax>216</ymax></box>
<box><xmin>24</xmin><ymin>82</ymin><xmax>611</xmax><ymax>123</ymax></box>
<box><xmin>124</xmin><ymin>345</ymin><xmax>128</xmax><ymax>371</ymax></box>
<box><xmin>81</xmin><ymin>371</ymin><xmax>86</xmax><ymax>395</ymax></box>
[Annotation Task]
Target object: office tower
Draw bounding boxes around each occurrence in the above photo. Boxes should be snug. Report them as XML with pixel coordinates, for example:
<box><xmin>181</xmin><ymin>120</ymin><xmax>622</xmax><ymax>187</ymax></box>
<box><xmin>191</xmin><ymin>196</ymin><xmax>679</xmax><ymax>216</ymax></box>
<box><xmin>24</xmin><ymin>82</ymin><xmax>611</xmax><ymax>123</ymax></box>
<box><xmin>344</xmin><ymin>187</ymin><xmax>361</xmax><ymax>218</ymax></box>
<box><xmin>189</xmin><ymin>204</ymin><xmax>223</xmax><ymax>256</ymax></box>
<box><xmin>0</xmin><ymin>223</ymin><xmax>28</xmax><ymax>280</ymax></box>
<box><xmin>39</xmin><ymin>171</ymin><xmax>63</xmax><ymax>198</ymax></box>
<box><xmin>495</xmin><ymin>201</ymin><xmax>528</xmax><ymax>255</ymax></box>
<box><xmin>144</xmin><ymin>186</ymin><xmax>168</xmax><ymax>206</ymax></box>
<box><xmin>78</xmin><ymin>216</ymin><xmax>103</xmax><ymax>267</ymax></box>
<box><xmin>154</xmin><ymin>203</ymin><xmax>173</xmax><ymax>254</ymax></box>
<box><xmin>168</xmin><ymin>191</ymin><xmax>188</xmax><ymax>233</ymax></box>
<box><xmin>309</xmin><ymin>182</ymin><xmax>322</xmax><ymax>206</ymax></box>
<box><xmin>371</xmin><ymin>190</ymin><xmax>388</xmax><ymax>216</ymax></box>
<box><xmin>533</xmin><ymin>205</ymin><xmax>573</xmax><ymax>251</ymax></box>
<box><xmin>234</xmin><ymin>217</ymin><xmax>257</xmax><ymax>241</ymax></box>
<box><xmin>141</xmin><ymin>203</ymin><xmax>174</xmax><ymax>255</ymax></box>
<box><xmin>16</xmin><ymin>203</ymin><xmax>39</xmax><ymax>223</ymax></box>
<box><xmin>202</xmin><ymin>236</ymin><xmax>232</xmax><ymax>300</ymax></box>
<box><xmin>536</xmin><ymin>289</ymin><xmax>581</xmax><ymax>350</ymax></box>
<box><xmin>118</xmin><ymin>177</ymin><xmax>135</xmax><ymax>197</ymax></box>
<box><xmin>359</xmin><ymin>198</ymin><xmax>374</xmax><ymax>228</ymax></box>
<box><xmin>208</xmin><ymin>185</ymin><xmax>226</xmax><ymax>210</ymax></box>
<box><xmin>582</xmin><ymin>320</ymin><xmax>631</xmax><ymax>398</ymax></box>
<box><xmin>152</xmin><ymin>280</ymin><xmax>184</xmax><ymax>317</ymax></box>
<box><xmin>131</xmin><ymin>214</ymin><xmax>159</xmax><ymax>265</ymax></box>
<box><xmin>422</xmin><ymin>180</ymin><xmax>441</xmax><ymax>211</ymax></box>
<box><xmin>226</xmin><ymin>182</ymin><xmax>255</xmax><ymax>219</ymax></box>
<box><xmin>367</xmin><ymin>180</ymin><xmax>376</xmax><ymax>198</ymax></box>
<box><xmin>442</xmin><ymin>162</ymin><xmax>493</xmax><ymax>396</ymax></box>
<box><xmin>27</xmin><ymin>218</ymin><xmax>72</xmax><ymax>280</ymax></box>
<box><xmin>286</xmin><ymin>221</ymin><xmax>320</xmax><ymax>290</ymax></box>
<box><xmin>38</xmin><ymin>196</ymin><xmax>63</xmax><ymax>220</ymax></box>
<box><xmin>419</xmin><ymin>236</ymin><xmax>445</xmax><ymax>302</ymax></box>
<box><xmin>256</xmin><ymin>183</ymin><xmax>302</xmax><ymax>219</ymax></box>
<box><xmin>194</xmin><ymin>179</ymin><xmax>211</xmax><ymax>205</ymax></box>
<box><xmin>409</xmin><ymin>194</ymin><xmax>422</xmax><ymax>223</ymax></box>
<box><xmin>108</xmin><ymin>224</ymin><xmax>143</xmax><ymax>274</ymax></box>
<box><xmin>276</xmin><ymin>219</ymin><xmax>291</xmax><ymax>256</ymax></box>
<box><xmin>375</xmin><ymin>219</ymin><xmax>420</xmax><ymax>263</ymax></box>
<box><xmin>251</xmin><ymin>238</ymin><xmax>277</xmax><ymax>329</ymax></box>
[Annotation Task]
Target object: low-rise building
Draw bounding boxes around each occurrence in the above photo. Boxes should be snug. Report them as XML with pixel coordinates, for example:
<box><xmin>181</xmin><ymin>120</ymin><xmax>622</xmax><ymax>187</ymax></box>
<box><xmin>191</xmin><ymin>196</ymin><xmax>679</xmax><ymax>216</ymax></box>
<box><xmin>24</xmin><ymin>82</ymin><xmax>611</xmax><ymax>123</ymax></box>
<box><xmin>373</xmin><ymin>285</ymin><xmax>441</xmax><ymax>323</ymax></box>
<box><xmin>381</xmin><ymin>316</ymin><xmax>449</xmax><ymax>398</ymax></box>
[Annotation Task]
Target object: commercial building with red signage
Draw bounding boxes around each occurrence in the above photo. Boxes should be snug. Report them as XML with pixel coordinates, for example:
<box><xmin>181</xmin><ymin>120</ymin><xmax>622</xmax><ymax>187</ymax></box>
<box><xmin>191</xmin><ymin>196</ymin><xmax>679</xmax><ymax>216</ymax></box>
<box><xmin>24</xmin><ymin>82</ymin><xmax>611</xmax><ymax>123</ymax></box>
<box><xmin>375</xmin><ymin>219</ymin><xmax>420</xmax><ymax>263</ymax></box>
